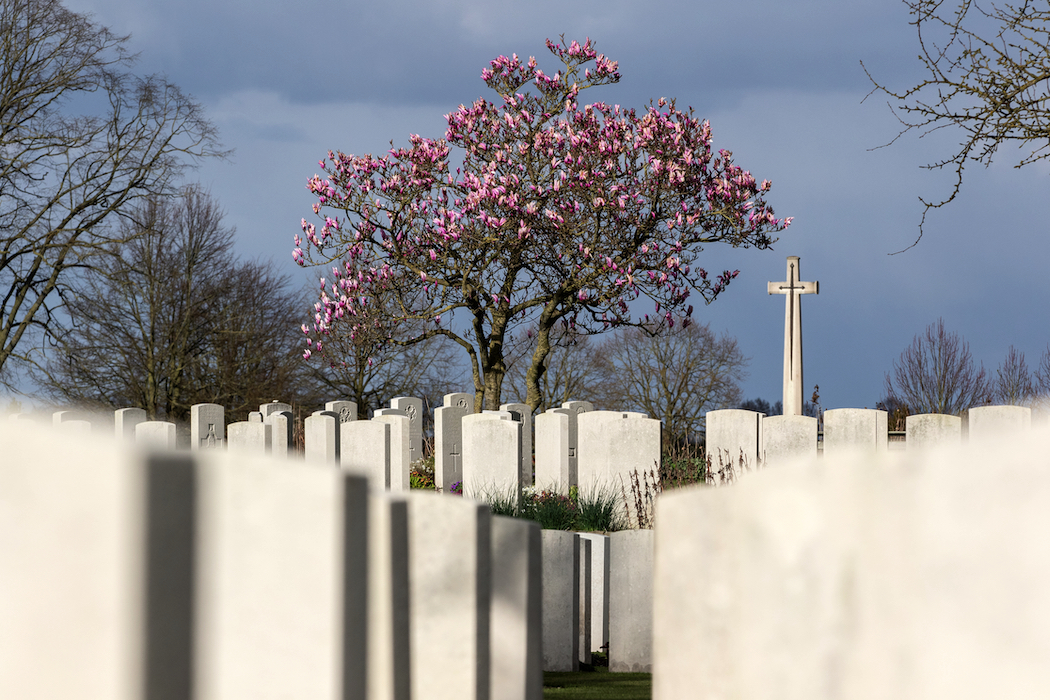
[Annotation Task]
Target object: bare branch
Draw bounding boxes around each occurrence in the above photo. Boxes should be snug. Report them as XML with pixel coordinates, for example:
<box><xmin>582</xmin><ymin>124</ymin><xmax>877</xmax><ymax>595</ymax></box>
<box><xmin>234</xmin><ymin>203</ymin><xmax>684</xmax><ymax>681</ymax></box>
<box><xmin>864</xmin><ymin>0</ymin><xmax>1050</xmax><ymax>250</ymax></box>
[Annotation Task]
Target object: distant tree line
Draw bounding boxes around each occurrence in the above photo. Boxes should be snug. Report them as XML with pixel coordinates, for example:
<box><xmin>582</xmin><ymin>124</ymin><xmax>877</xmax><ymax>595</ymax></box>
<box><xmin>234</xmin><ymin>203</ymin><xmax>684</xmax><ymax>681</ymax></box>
<box><xmin>877</xmin><ymin>318</ymin><xmax>1050</xmax><ymax>428</ymax></box>
<box><xmin>501</xmin><ymin>319</ymin><xmax>749</xmax><ymax>447</ymax></box>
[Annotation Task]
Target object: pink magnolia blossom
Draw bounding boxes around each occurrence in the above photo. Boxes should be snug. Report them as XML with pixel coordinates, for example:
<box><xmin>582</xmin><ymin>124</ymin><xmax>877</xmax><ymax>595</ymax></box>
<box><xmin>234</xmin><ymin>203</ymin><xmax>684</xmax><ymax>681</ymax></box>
<box><xmin>295</xmin><ymin>37</ymin><xmax>790</xmax><ymax>409</ymax></box>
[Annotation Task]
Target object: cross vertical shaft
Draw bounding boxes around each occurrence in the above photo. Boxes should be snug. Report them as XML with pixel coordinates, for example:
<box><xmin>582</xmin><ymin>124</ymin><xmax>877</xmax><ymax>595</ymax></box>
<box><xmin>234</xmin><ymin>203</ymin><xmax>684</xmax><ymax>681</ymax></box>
<box><xmin>767</xmin><ymin>256</ymin><xmax>818</xmax><ymax>416</ymax></box>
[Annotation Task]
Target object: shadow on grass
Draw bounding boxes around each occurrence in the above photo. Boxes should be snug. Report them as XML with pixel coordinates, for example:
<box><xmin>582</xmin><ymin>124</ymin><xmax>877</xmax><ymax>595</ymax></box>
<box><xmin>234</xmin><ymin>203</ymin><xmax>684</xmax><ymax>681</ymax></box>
<box><xmin>543</xmin><ymin>669</ymin><xmax>652</xmax><ymax>700</ymax></box>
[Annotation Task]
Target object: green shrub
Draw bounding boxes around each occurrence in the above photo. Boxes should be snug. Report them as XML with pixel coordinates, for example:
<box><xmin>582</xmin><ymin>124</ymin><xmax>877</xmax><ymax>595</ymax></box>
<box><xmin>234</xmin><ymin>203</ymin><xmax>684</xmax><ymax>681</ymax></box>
<box><xmin>575</xmin><ymin>485</ymin><xmax>623</xmax><ymax>532</ymax></box>
<box><xmin>476</xmin><ymin>484</ymin><xmax>521</xmax><ymax>516</ymax></box>
<box><xmin>521</xmin><ymin>488</ymin><xmax>577</xmax><ymax>530</ymax></box>
<box><xmin>661</xmin><ymin>442</ymin><xmax>708</xmax><ymax>489</ymax></box>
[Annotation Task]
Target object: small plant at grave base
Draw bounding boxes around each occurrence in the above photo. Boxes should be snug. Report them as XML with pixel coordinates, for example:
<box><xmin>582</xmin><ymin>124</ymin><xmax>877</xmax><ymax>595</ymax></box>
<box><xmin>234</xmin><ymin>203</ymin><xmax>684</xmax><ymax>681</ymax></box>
<box><xmin>660</xmin><ymin>441</ymin><xmax>708</xmax><ymax>489</ymax></box>
<box><xmin>521</xmin><ymin>488</ymin><xmax>578</xmax><ymax>530</ymax></box>
<box><xmin>620</xmin><ymin>465</ymin><xmax>660</xmax><ymax>529</ymax></box>
<box><xmin>704</xmin><ymin>448</ymin><xmax>751</xmax><ymax>486</ymax></box>
<box><xmin>448</xmin><ymin>480</ymin><xmax>463</xmax><ymax>496</ymax></box>
<box><xmin>409</xmin><ymin>456</ymin><xmax>436</xmax><ymax>490</ymax></box>
<box><xmin>575</xmin><ymin>485</ymin><xmax>624</xmax><ymax>532</ymax></box>
<box><xmin>481</xmin><ymin>486</ymin><xmax>521</xmax><ymax>517</ymax></box>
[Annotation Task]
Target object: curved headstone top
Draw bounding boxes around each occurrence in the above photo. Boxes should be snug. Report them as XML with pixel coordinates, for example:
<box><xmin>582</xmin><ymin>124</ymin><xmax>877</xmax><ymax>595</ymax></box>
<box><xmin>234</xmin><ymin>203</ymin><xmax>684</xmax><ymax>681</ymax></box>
<box><xmin>906</xmin><ymin>413</ymin><xmax>962</xmax><ymax>450</ymax></box>
<box><xmin>761</xmin><ymin>414</ymin><xmax>818</xmax><ymax>466</ymax></box>
<box><xmin>967</xmin><ymin>405</ymin><xmax>1032</xmax><ymax>440</ymax></box>
<box><xmin>822</xmin><ymin>408</ymin><xmax>888</xmax><ymax>457</ymax></box>
<box><xmin>444</xmin><ymin>392</ymin><xmax>475</xmax><ymax>412</ymax></box>
<box><xmin>325</xmin><ymin>400</ymin><xmax>358</xmax><ymax>424</ymax></box>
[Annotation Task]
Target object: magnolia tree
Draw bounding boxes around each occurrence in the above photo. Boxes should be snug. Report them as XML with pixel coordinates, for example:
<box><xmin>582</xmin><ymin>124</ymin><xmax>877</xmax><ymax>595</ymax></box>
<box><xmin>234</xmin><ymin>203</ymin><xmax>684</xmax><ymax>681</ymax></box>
<box><xmin>296</xmin><ymin>38</ymin><xmax>791</xmax><ymax>412</ymax></box>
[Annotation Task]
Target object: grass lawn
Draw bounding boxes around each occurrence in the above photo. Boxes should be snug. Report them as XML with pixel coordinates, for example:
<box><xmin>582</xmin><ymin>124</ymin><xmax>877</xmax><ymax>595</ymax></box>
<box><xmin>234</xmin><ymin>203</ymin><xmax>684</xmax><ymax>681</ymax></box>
<box><xmin>543</xmin><ymin>669</ymin><xmax>652</xmax><ymax>699</ymax></box>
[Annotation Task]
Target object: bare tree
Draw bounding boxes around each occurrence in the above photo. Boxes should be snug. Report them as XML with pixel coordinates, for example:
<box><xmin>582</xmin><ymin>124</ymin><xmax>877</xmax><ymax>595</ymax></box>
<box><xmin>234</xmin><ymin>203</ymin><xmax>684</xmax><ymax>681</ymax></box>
<box><xmin>38</xmin><ymin>188</ymin><xmax>307</xmax><ymax>421</ymax></box>
<box><xmin>883</xmin><ymin>318</ymin><xmax>993</xmax><ymax>414</ymax></box>
<box><xmin>994</xmin><ymin>345</ymin><xmax>1036</xmax><ymax>405</ymax></box>
<box><xmin>1033</xmin><ymin>346</ymin><xmax>1050</xmax><ymax>398</ymax></box>
<box><xmin>594</xmin><ymin>320</ymin><xmax>748</xmax><ymax>445</ymax></box>
<box><xmin>307</xmin><ymin>323</ymin><xmax>466</xmax><ymax>421</ymax></box>
<box><xmin>0</xmin><ymin>0</ymin><xmax>223</xmax><ymax>379</ymax></box>
<box><xmin>502</xmin><ymin>325</ymin><xmax>603</xmax><ymax>414</ymax></box>
<box><xmin>864</xmin><ymin>0</ymin><xmax>1050</xmax><ymax>249</ymax></box>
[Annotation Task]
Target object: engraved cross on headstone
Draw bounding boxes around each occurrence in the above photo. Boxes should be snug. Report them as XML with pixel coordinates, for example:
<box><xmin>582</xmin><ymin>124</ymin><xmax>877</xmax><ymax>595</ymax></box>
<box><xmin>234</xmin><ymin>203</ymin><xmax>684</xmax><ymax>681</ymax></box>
<box><xmin>767</xmin><ymin>256</ymin><xmax>818</xmax><ymax>416</ymax></box>
<box><xmin>450</xmin><ymin>443</ymin><xmax>461</xmax><ymax>472</ymax></box>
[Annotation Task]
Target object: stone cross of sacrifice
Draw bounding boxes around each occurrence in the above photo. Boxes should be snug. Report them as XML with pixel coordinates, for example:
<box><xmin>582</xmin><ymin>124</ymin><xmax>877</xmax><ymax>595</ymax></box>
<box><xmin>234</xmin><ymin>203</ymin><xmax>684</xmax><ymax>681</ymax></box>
<box><xmin>767</xmin><ymin>256</ymin><xmax>818</xmax><ymax>416</ymax></box>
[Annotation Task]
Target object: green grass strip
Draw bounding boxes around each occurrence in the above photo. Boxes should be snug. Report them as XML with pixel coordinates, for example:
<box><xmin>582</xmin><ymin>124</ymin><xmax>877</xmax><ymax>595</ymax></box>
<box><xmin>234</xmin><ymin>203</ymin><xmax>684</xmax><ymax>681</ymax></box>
<box><xmin>543</xmin><ymin>670</ymin><xmax>652</xmax><ymax>699</ymax></box>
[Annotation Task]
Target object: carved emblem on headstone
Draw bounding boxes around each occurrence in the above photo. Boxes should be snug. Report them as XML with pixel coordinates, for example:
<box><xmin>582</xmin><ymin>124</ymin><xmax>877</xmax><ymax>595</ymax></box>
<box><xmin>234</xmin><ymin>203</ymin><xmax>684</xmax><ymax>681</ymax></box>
<box><xmin>405</xmin><ymin>404</ymin><xmax>418</xmax><ymax>420</ymax></box>
<box><xmin>202</xmin><ymin>423</ymin><xmax>218</xmax><ymax>448</ymax></box>
<box><xmin>456</xmin><ymin>398</ymin><xmax>468</xmax><ymax>408</ymax></box>
<box><xmin>339</xmin><ymin>407</ymin><xmax>354</xmax><ymax>423</ymax></box>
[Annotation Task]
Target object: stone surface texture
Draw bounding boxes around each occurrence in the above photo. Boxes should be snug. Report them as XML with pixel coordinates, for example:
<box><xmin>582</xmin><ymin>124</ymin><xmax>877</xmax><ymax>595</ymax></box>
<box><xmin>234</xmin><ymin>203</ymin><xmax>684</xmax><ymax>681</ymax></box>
<box><xmin>608</xmin><ymin>530</ymin><xmax>653</xmax><ymax>673</ymax></box>
<box><xmin>653</xmin><ymin>426</ymin><xmax>1050</xmax><ymax>700</ymax></box>
<box><xmin>405</xmin><ymin>491</ymin><xmax>491</xmax><ymax>700</ymax></box>
<box><xmin>822</xmin><ymin>408</ymin><xmax>888</xmax><ymax>456</ymax></box>
<box><xmin>463</xmin><ymin>413</ymin><xmax>521</xmax><ymax>502</ymax></box>
<box><xmin>761</xmin><ymin>414</ymin><xmax>817</xmax><ymax>466</ymax></box>
<box><xmin>490</xmin><ymin>516</ymin><xmax>542</xmax><ymax>700</ymax></box>
<box><xmin>541</xmin><ymin>531</ymin><xmax>579</xmax><ymax>672</ymax></box>
<box><xmin>534</xmin><ymin>410</ymin><xmax>571</xmax><ymax>493</ymax></box>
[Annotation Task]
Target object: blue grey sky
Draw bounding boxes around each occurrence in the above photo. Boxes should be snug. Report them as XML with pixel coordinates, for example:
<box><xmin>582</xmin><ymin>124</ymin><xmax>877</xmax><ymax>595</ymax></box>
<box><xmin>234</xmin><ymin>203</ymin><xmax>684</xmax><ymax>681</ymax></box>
<box><xmin>62</xmin><ymin>0</ymin><xmax>1050</xmax><ymax>410</ymax></box>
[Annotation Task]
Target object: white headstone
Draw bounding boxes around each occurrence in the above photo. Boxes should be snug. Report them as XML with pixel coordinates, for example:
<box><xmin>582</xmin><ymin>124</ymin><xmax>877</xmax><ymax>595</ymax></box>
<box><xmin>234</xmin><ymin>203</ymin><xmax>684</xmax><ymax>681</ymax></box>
<box><xmin>259</xmin><ymin>401</ymin><xmax>292</xmax><ymax>419</ymax></box>
<box><xmin>374</xmin><ymin>412</ymin><xmax>412</xmax><ymax>492</ymax></box>
<box><xmin>114</xmin><ymin>407</ymin><xmax>147</xmax><ymax>441</ymax></box>
<box><xmin>192</xmin><ymin>403</ymin><xmax>225</xmax><ymax>449</ymax></box>
<box><xmin>341</xmin><ymin>419</ymin><xmax>390</xmax><ymax>489</ymax></box>
<box><xmin>705</xmin><ymin>409</ymin><xmax>763</xmax><ymax>481</ymax></box>
<box><xmin>463</xmin><ymin>412</ymin><xmax>522</xmax><ymax>502</ymax></box>
<box><xmin>541</xmin><ymin>531</ymin><xmax>579</xmax><ymax>672</ymax></box>
<box><xmin>391</xmin><ymin>397</ymin><xmax>424</xmax><ymax>465</ymax></box>
<box><xmin>577</xmin><ymin>411</ymin><xmax>662</xmax><ymax>512</ymax></box>
<box><xmin>967</xmin><ymin>405</ymin><xmax>1032</xmax><ymax>440</ymax></box>
<box><xmin>578</xmin><ymin>536</ymin><xmax>592</xmax><ymax>665</ymax></box>
<box><xmin>194</xmin><ymin>450</ymin><xmax>369</xmax><ymax>700</ymax></box>
<box><xmin>761</xmin><ymin>414</ymin><xmax>817</xmax><ymax>466</ymax></box>
<box><xmin>405</xmin><ymin>491</ymin><xmax>491</xmax><ymax>700</ymax></box>
<box><xmin>490</xmin><ymin>516</ymin><xmax>543</xmax><ymax>700</ymax></box>
<box><xmin>136</xmin><ymin>420</ymin><xmax>177</xmax><ymax>449</ymax></box>
<box><xmin>501</xmin><ymin>402</ymin><xmax>534</xmax><ymax>488</ymax></box>
<box><xmin>0</xmin><ymin>422</ymin><xmax>196</xmax><ymax>700</ymax></box>
<box><xmin>227</xmin><ymin>420</ymin><xmax>267</xmax><ymax>454</ymax></box>
<box><xmin>326</xmin><ymin>399</ymin><xmax>359</xmax><ymax>424</ymax></box>
<box><xmin>652</xmin><ymin>425</ymin><xmax>1050</xmax><ymax>700</ymax></box>
<box><xmin>823</xmin><ymin>408</ymin><xmax>888</xmax><ymax>457</ymax></box>
<box><xmin>534</xmin><ymin>410</ymin><xmax>571</xmax><ymax>492</ymax></box>
<box><xmin>435</xmin><ymin>393</ymin><xmax>474</xmax><ymax>492</ymax></box>
<box><xmin>578</xmin><ymin>533</ymin><xmax>610</xmax><ymax>659</ymax></box>
<box><xmin>368</xmin><ymin>494</ymin><xmax>411</xmax><ymax>700</ymax></box>
<box><xmin>608</xmin><ymin>530</ymin><xmax>653</xmax><ymax>673</ymax></box>
<box><xmin>305</xmin><ymin>410</ymin><xmax>340</xmax><ymax>465</ymax></box>
<box><xmin>51</xmin><ymin>409</ymin><xmax>80</xmax><ymax>426</ymax></box>
<box><xmin>559</xmin><ymin>401</ymin><xmax>593</xmax><ymax>485</ymax></box>
<box><xmin>907</xmin><ymin>413</ymin><xmax>962</xmax><ymax>450</ymax></box>
<box><xmin>266</xmin><ymin>410</ymin><xmax>294</xmax><ymax>457</ymax></box>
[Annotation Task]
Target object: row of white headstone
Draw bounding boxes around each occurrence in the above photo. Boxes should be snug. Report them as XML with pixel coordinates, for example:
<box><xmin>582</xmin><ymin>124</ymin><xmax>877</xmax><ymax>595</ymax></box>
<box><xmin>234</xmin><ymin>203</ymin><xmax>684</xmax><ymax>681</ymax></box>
<box><xmin>705</xmin><ymin>404</ymin><xmax>1039</xmax><ymax>473</ymax></box>
<box><xmin>0</xmin><ymin>419</ymin><xmax>656</xmax><ymax>700</ymax></box>
<box><xmin>33</xmin><ymin>394</ymin><xmax>665</xmax><ymax>504</ymax></box>
<box><xmin>653</xmin><ymin>419</ymin><xmax>1050</xmax><ymax>700</ymax></box>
